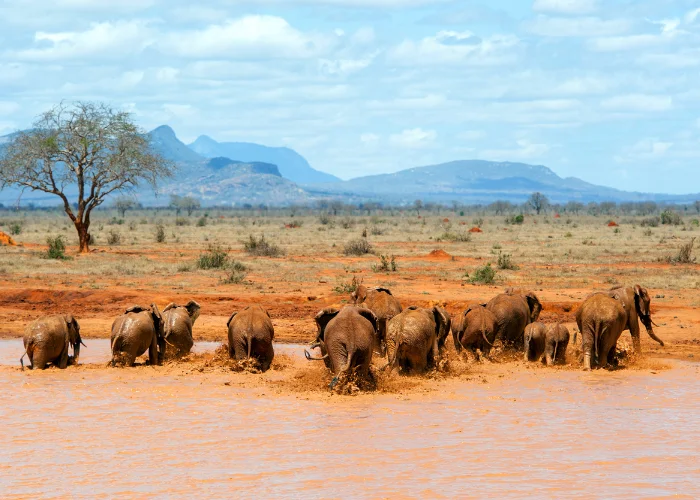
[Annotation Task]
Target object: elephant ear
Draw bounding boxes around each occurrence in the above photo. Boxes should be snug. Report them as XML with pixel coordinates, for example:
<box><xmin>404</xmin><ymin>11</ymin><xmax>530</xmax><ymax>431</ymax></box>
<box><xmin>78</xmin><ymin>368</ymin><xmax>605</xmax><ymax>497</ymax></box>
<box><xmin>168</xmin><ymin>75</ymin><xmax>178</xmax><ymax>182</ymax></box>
<box><xmin>162</xmin><ymin>302</ymin><xmax>178</xmax><ymax>313</ymax></box>
<box><xmin>357</xmin><ymin>308</ymin><xmax>379</xmax><ymax>333</ymax></box>
<box><xmin>125</xmin><ymin>305</ymin><xmax>149</xmax><ymax>314</ymax></box>
<box><xmin>525</xmin><ymin>292</ymin><xmax>542</xmax><ymax>323</ymax></box>
<box><xmin>150</xmin><ymin>304</ymin><xmax>163</xmax><ymax>335</ymax></box>
<box><xmin>432</xmin><ymin>306</ymin><xmax>450</xmax><ymax>336</ymax></box>
<box><xmin>373</xmin><ymin>287</ymin><xmax>393</xmax><ymax>295</ymax></box>
<box><xmin>314</xmin><ymin>308</ymin><xmax>340</xmax><ymax>341</ymax></box>
<box><xmin>352</xmin><ymin>285</ymin><xmax>367</xmax><ymax>304</ymax></box>
<box><xmin>634</xmin><ymin>284</ymin><xmax>651</xmax><ymax>317</ymax></box>
<box><xmin>226</xmin><ymin>312</ymin><xmax>238</xmax><ymax>329</ymax></box>
<box><xmin>185</xmin><ymin>300</ymin><xmax>201</xmax><ymax>322</ymax></box>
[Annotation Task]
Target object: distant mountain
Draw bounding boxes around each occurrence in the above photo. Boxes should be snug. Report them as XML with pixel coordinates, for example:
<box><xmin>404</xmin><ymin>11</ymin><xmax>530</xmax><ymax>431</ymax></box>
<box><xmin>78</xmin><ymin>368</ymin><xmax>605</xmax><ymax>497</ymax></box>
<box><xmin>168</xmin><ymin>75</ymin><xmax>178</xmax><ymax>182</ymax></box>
<box><xmin>149</xmin><ymin>125</ymin><xmax>204</xmax><ymax>164</ymax></box>
<box><xmin>311</xmin><ymin>160</ymin><xmax>698</xmax><ymax>204</ymax></box>
<box><xmin>189</xmin><ymin>135</ymin><xmax>339</xmax><ymax>184</ymax></box>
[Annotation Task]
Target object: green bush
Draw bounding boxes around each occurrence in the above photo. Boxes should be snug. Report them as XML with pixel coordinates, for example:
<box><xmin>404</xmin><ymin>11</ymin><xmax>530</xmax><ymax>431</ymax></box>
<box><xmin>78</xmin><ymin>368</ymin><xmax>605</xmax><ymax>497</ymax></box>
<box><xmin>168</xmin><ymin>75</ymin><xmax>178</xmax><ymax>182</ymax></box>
<box><xmin>45</xmin><ymin>236</ymin><xmax>67</xmax><ymax>260</ymax></box>
<box><xmin>155</xmin><ymin>224</ymin><xmax>166</xmax><ymax>243</ymax></box>
<box><xmin>372</xmin><ymin>254</ymin><xmax>397</xmax><ymax>272</ymax></box>
<box><xmin>220</xmin><ymin>261</ymin><xmax>248</xmax><ymax>284</ymax></box>
<box><xmin>506</xmin><ymin>214</ymin><xmax>524</xmax><ymax>225</ymax></box>
<box><xmin>106</xmin><ymin>230</ymin><xmax>121</xmax><ymax>245</ymax></box>
<box><xmin>497</xmin><ymin>252</ymin><xmax>518</xmax><ymax>270</ymax></box>
<box><xmin>439</xmin><ymin>231</ymin><xmax>471</xmax><ymax>242</ymax></box>
<box><xmin>640</xmin><ymin>217</ymin><xmax>660</xmax><ymax>227</ymax></box>
<box><xmin>343</xmin><ymin>238</ymin><xmax>373</xmax><ymax>256</ymax></box>
<box><xmin>244</xmin><ymin>235</ymin><xmax>284</xmax><ymax>257</ymax></box>
<box><xmin>197</xmin><ymin>216</ymin><xmax>208</xmax><ymax>227</ymax></box>
<box><xmin>197</xmin><ymin>244</ymin><xmax>229</xmax><ymax>269</ymax></box>
<box><xmin>9</xmin><ymin>222</ymin><xmax>22</xmax><ymax>235</ymax></box>
<box><xmin>175</xmin><ymin>217</ymin><xmax>190</xmax><ymax>226</ymax></box>
<box><xmin>467</xmin><ymin>263</ymin><xmax>496</xmax><ymax>284</ymax></box>
<box><xmin>661</xmin><ymin>210</ymin><xmax>683</xmax><ymax>226</ymax></box>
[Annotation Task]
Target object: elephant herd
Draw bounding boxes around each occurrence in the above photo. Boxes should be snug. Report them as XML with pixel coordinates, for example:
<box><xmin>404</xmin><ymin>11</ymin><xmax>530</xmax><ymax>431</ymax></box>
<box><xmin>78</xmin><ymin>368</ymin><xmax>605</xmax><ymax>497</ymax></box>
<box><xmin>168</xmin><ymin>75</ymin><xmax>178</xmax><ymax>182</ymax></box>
<box><xmin>19</xmin><ymin>282</ymin><xmax>665</xmax><ymax>390</ymax></box>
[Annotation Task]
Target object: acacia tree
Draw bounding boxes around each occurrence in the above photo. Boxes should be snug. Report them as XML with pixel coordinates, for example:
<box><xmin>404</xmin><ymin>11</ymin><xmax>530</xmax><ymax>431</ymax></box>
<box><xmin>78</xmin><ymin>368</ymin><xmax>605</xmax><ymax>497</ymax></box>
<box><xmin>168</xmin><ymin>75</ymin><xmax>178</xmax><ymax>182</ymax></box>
<box><xmin>0</xmin><ymin>102</ymin><xmax>173</xmax><ymax>252</ymax></box>
<box><xmin>114</xmin><ymin>196</ymin><xmax>137</xmax><ymax>217</ymax></box>
<box><xmin>527</xmin><ymin>192</ymin><xmax>549</xmax><ymax>215</ymax></box>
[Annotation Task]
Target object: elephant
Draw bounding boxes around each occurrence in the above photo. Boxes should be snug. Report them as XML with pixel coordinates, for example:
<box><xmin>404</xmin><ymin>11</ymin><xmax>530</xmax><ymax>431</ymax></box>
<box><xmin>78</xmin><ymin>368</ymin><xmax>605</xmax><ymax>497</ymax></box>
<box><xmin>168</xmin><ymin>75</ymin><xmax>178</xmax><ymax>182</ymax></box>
<box><xmin>606</xmin><ymin>285</ymin><xmax>664</xmax><ymax>353</ymax></box>
<box><xmin>227</xmin><ymin>305</ymin><xmax>275</xmax><ymax>372</ymax></box>
<box><xmin>385</xmin><ymin>306</ymin><xmax>451</xmax><ymax>374</ymax></box>
<box><xmin>545</xmin><ymin>324</ymin><xmax>570</xmax><ymax>366</ymax></box>
<box><xmin>110</xmin><ymin>304</ymin><xmax>165</xmax><ymax>367</ymax></box>
<box><xmin>162</xmin><ymin>300</ymin><xmax>201</xmax><ymax>359</ymax></box>
<box><xmin>20</xmin><ymin>315</ymin><xmax>84</xmax><ymax>370</ymax></box>
<box><xmin>523</xmin><ymin>322</ymin><xmax>547</xmax><ymax>362</ymax></box>
<box><xmin>487</xmin><ymin>290</ymin><xmax>542</xmax><ymax>348</ymax></box>
<box><xmin>452</xmin><ymin>303</ymin><xmax>497</xmax><ymax>359</ymax></box>
<box><xmin>351</xmin><ymin>283</ymin><xmax>402</xmax><ymax>357</ymax></box>
<box><xmin>304</xmin><ymin>306</ymin><xmax>378</xmax><ymax>388</ymax></box>
<box><xmin>575</xmin><ymin>293</ymin><xmax>629</xmax><ymax>370</ymax></box>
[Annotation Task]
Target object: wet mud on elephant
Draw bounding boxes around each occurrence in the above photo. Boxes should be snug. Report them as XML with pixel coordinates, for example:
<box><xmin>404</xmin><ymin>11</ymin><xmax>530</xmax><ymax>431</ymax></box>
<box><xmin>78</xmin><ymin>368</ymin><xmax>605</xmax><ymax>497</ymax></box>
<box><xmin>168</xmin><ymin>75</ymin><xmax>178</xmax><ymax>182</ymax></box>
<box><xmin>21</xmin><ymin>315</ymin><xmax>84</xmax><ymax>370</ymax></box>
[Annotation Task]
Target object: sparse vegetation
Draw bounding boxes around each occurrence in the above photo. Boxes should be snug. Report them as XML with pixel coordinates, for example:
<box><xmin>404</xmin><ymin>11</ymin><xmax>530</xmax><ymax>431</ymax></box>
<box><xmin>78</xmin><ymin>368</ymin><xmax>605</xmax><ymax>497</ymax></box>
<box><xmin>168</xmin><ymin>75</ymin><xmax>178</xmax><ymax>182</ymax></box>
<box><xmin>497</xmin><ymin>252</ymin><xmax>518</xmax><ymax>270</ymax></box>
<box><xmin>506</xmin><ymin>214</ymin><xmax>525</xmax><ymax>225</ymax></box>
<box><xmin>220</xmin><ymin>261</ymin><xmax>248</xmax><ymax>284</ymax></box>
<box><xmin>372</xmin><ymin>254</ymin><xmax>398</xmax><ymax>272</ymax></box>
<box><xmin>344</xmin><ymin>238</ymin><xmax>373</xmax><ymax>256</ymax></box>
<box><xmin>106</xmin><ymin>230</ymin><xmax>121</xmax><ymax>245</ymax></box>
<box><xmin>197</xmin><ymin>244</ymin><xmax>230</xmax><ymax>269</ymax></box>
<box><xmin>244</xmin><ymin>235</ymin><xmax>284</xmax><ymax>257</ymax></box>
<box><xmin>9</xmin><ymin>222</ymin><xmax>22</xmax><ymax>235</ymax></box>
<box><xmin>333</xmin><ymin>275</ymin><xmax>360</xmax><ymax>294</ymax></box>
<box><xmin>663</xmin><ymin>238</ymin><xmax>696</xmax><ymax>264</ymax></box>
<box><xmin>439</xmin><ymin>231</ymin><xmax>471</xmax><ymax>242</ymax></box>
<box><xmin>661</xmin><ymin>210</ymin><xmax>683</xmax><ymax>226</ymax></box>
<box><xmin>155</xmin><ymin>224</ymin><xmax>166</xmax><ymax>243</ymax></box>
<box><xmin>467</xmin><ymin>263</ymin><xmax>496</xmax><ymax>285</ymax></box>
<box><xmin>45</xmin><ymin>235</ymin><xmax>68</xmax><ymax>260</ymax></box>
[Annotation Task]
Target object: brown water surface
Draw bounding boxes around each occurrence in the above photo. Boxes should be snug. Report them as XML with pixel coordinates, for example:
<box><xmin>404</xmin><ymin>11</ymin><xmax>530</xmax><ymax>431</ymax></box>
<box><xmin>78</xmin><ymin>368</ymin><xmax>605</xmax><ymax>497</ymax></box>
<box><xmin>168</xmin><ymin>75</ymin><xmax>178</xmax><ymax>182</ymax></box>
<box><xmin>0</xmin><ymin>345</ymin><xmax>698</xmax><ymax>498</ymax></box>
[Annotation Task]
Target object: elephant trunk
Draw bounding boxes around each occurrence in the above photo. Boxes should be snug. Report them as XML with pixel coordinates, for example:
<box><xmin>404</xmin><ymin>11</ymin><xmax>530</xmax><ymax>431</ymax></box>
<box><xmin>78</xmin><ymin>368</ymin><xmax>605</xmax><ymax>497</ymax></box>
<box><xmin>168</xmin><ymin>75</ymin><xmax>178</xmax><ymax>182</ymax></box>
<box><xmin>73</xmin><ymin>342</ymin><xmax>81</xmax><ymax>366</ymax></box>
<box><xmin>640</xmin><ymin>314</ymin><xmax>664</xmax><ymax>346</ymax></box>
<box><xmin>304</xmin><ymin>342</ymin><xmax>328</xmax><ymax>361</ymax></box>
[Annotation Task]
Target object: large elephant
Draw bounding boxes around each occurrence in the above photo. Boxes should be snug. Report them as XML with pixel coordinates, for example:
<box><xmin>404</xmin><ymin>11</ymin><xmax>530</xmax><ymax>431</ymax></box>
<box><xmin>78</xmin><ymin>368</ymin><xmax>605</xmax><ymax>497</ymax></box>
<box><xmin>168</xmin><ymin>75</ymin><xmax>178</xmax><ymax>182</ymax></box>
<box><xmin>162</xmin><ymin>300</ymin><xmax>201</xmax><ymax>359</ymax></box>
<box><xmin>227</xmin><ymin>305</ymin><xmax>275</xmax><ymax>371</ymax></box>
<box><xmin>304</xmin><ymin>306</ymin><xmax>378</xmax><ymax>388</ymax></box>
<box><xmin>21</xmin><ymin>315</ymin><xmax>84</xmax><ymax>370</ymax></box>
<box><xmin>487</xmin><ymin>290</ymin><xmax>542</xmax><ymax>347</ymax></box>
<box><xmin>607</xmin><ymin>285</ymin><xmax>664</xmax><ymax>352</ymax></box>
<box><xmin>351</xmin><ymin>284</ymin><xmax>402</xmax><ymax>356</ymax></box>
<box><xmin>545</xmin><ymin>324</ymin><xmax>570</xmax><ymax>366</ymax></box>
<box><xmin>576</xmin><ymin>294</ymin><xmax>628</xmax><ymax>370</ymax></box>
<box><xmin>110</xmin><ymin>304</ymin><xmax>165</xmax><ymax>367</ymax></box>
<box><xmin>385</xmin><ymin>306</ymin><xmax>451</xmax><ymax>374</ymax></box>
<box><xmin>523</xmin><ymin>322</ymin><xmax>547</xmax><ymax>362</ymax></box>
<box><xmin>452</xmin><ymin>303</ymin><xmax>497</xmax><ymax>359</ymax></box>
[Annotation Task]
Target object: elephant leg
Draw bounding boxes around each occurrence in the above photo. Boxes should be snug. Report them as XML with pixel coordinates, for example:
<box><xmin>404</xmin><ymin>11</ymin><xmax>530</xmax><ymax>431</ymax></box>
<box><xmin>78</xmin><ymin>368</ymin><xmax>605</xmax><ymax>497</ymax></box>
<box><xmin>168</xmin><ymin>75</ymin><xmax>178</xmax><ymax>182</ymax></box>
<box><xmin>148</xmin><ymin>335</ymin><xmax>158</xmax><ymax>366</ymax></box>
<box><xmin>58</xmin><ymin>346</ymin><xmax>69</xmax><ymax>369</ymax></box>
<box><xmin>32</xmin><ymin>351</ymin><xmax>49</xmax><ymax>370</ymax></box>
<box><xmin>233</xmin><ymin>336</ymin><xmax>248</xmax><ymax>361</ymax></box>
<box><xmin>261</xmin><ymin>343</ymin><xmax>274</xmax><ymax>372</ymax></box>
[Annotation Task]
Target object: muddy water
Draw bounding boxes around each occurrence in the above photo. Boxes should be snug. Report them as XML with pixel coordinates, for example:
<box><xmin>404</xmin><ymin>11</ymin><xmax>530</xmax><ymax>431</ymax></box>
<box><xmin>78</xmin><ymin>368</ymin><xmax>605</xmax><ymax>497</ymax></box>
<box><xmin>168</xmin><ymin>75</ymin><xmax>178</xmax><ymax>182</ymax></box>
<box><xmin>0</xmin><ymin>352</ymin><xmax>698</xmax><ymax>498</ymax></box>
<box><xmin>0</xmin><ymin>339</ymin><xmax>306</xmax><ymax>366</ymax></box>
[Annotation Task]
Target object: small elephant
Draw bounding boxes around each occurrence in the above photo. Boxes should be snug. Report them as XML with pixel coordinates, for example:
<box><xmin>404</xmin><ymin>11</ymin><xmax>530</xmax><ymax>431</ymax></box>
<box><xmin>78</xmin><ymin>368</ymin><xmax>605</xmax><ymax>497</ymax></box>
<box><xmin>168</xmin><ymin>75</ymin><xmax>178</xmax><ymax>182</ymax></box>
<box><xmin>545</xmin><ymin>324</ymin><xmax>570</xmax><ymax>366</ymax></box>
<box><xmin>351</xmin><ymin>283</ymin><xmax>402</xmax><ymax>357</ymax></box>
<box><xmin>385</xmin><ymin>305</ymin><xmax>451</xmax><ymax>374</ymax></box>
<box><xmin>452</xmin><ymin>303</ymin><xmax>497</xmax><ymax>359</ymax></box>
<box><xmin>21</xmin><ymin>315</ymin><xmax>84</xmax><ymax>370</ymax></box>
<box><xmin>487</xmin><ymin>290</ymin><xmax>542</xmax><ymax>347</ymax></box>
<box><xmin>162</xmin><ymin>300</ymin><xmax>201</xmax><ymax>359</ymax></box>
<box><xmin>305</xmin><ymin>306</ymin><xmax>377</xmax><ymax>388</ymax></box>
<box><xmin>227</xmin><ymin>305</ymin><xmax>275</xmax><ymax>371</ymax></box>
<box><xmin>523</xmin><ymin>322</ymin><xmax>547</xmax><ymax>362</ymax></box>
<box><xmin>110</xmin><ymin>304</ymin><xmax>165</xmax><ymax>367</ymax></box>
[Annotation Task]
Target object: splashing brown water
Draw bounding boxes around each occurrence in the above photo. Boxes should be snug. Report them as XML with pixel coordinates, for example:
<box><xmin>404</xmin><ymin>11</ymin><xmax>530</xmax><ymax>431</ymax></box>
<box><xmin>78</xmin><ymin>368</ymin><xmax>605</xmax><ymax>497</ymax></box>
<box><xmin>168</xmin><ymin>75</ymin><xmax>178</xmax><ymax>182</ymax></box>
<box><xmin>1</xmin><ymin>338</ymin><xmax>698</xmax><ymax>497</ymax></box>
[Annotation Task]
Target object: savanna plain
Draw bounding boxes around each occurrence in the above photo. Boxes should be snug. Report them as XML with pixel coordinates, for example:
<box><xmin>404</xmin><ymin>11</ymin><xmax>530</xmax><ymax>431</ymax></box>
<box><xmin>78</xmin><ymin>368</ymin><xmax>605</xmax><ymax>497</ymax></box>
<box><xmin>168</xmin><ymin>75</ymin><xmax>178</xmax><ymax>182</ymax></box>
<box><xmin>1</xmin><ymin>209</ymin><xmax>699</xmax><ymax>498</ymax></box>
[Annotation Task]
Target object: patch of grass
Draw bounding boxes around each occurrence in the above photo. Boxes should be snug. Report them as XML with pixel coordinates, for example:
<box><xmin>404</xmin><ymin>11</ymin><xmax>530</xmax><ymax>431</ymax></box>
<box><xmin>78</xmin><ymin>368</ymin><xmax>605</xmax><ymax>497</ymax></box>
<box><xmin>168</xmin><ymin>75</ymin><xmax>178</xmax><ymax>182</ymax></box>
<box><xmin>197</xmin><ymin>244</ymin><xmax>230</xmax><ymax>269</ymax></box>
<box><xmin>662</xmin><ymin>238</ymin><xmax>696</xmax><ymax>264</ymax></box>
<box><xmin>9</xmin><ymin>222</ymin><xmax>22</xmax><ymax>235</ymax></box>
<box><xmin>220</xmin><ymin>261</ymin><xmax>248</xmax><ymax>284</ymax></box>
<box><xmin>45</xmin><ymin>235</ymin><xmax>68</xmax><ymax>260</ymax></box>
<box><xmin>197</xmin><ymin>216</ymin><xmax>208</xmax><ymax>227</ymax></box>
<box><xmin>155</xmin><ymin>224</ymin><xmax>166</xmax><ymax>243</ymax></box>
<box><xmin>497</xmin><ymin>252</ymin><xmax>519</xmax><ymax>270</ymax></box>
<box><xmin>244</xmin><ymin>235</ymin><xmax>284</xmax><ymax>257</ymax></box>
<box><xmin>343</xmin><ymin>238</ymin><xmax>373</xmax><ymax>256</ymax></box>
<box><xmin>106</xmin><ymin>230</ymin><xmax>121</xmax><ymax>245</ymax></box>
<box><xmin>564</xmin><ymin>232</ymin><xmax>573</xmax><ymax>238</ymax></box>
<box><xmin>506</xmin><ymin>214</ymin><xmax>524</xmax><ymax>225</ymax></box>
<box><xmin>640</xmin><ymin>216</ymin><xmax>660</xmax><ymax>228</ymax></box>
<box><xmin>439</xmin><ymin>231</ymin><xmax>471</xmax><ymax>242</ymax></box>
<box><xmin>643</xmin><ymin>229</ymin><xmax>653</xmax><ymax>237</ymax></box>
<box><xmin>467</xmin><ymin>263</ymin><xmax>496</xmax><ymax>284</ymax></box>
<box><xmin>372</xmin><ymin>254</ymin><xmax>398</xmax><ymax>272</ymax></box>
<box><xmin>175</xmin><ymin>217</ymin><xmax>190</xmax><ymax>226</ymax></box>
<box><xmin>333</xmin><ymin>275</ymin><xmax>360</xmax><ymax>294</ymax></box>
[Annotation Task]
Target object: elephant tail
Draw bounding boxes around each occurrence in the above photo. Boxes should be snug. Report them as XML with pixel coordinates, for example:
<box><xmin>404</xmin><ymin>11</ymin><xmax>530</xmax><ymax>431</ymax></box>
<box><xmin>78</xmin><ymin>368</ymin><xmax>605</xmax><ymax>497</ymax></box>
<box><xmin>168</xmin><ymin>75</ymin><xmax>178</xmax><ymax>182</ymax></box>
<box><xmin>384</xmin><ymin>335</ymin><xmax>403</xmax><ymax>373</ymax></box>
<box><xmin>480</xmin><ymin>317</ymin><xmax>494</xmax><ymax>347</ymax></box>
<box><xmin>247</xmin><ymin>333</ymin><xmax>253</xmax><ymax>360</ymax></box>
<box><xmin>20</xmin><ymin>344</ymin><xmax>31</xmax><ymax>370</ymax></box>
<box><xmin>552</xmin><ymin>340</ymin><xmax>559</xmax><ymax>363</ymax></box>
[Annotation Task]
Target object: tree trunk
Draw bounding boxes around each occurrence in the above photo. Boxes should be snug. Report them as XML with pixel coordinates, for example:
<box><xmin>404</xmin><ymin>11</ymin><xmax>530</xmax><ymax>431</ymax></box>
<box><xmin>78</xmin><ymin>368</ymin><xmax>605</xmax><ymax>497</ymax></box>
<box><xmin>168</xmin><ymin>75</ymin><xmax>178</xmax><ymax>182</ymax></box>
<box><xmin>76</xmin><ymin>222</ymin><xmax>90</xmax><ymax>253</ymax></box>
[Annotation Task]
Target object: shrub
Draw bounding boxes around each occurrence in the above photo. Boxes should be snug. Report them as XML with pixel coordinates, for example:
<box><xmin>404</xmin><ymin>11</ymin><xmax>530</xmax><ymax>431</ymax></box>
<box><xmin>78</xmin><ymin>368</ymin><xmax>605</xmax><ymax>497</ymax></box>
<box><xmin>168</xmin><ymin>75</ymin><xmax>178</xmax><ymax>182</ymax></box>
<box><xmin>343</xmin><ymin>238</ymin><xmax>373</xmax><ymax>256</ymax></box>
<box><xmin>473</xmin><ymin>217</ymin><xmax>484</xmax><ymax>228</ymax></box>
<box><xmin>106</xmin><ymin>230</ymin><xmax>121</xmax><ymax>245</ymax></box>
<box><xmin>661</xmin><ymin>210</ymin><xmax>683</xmax><ymax>226</ymax></box>
<box><xmin>197</xmin><ymin>216</ymin><xmax>207</xmax><ymax>227</ymax></box>
<box><xmin>45</xmin><ymin>236</ymin><xmax>67</xmax><ymax>259</ymax></box>
<box><xmin>640</xmin><ymin>216</ymin><xmax>660</xmax><ymax>228</ymax></box>
<box><xmin>372</xmin><ymin>254</ymin><xmax>397</xmax><ymax>272</ymax></box>
<box><xmin>108</xmin><ymin>217</ymin><xmax>125</xmax><ymax>225</ymax></box>
<box><xmin>663</xmin><ymin>238</ymin><xmax>696</xmax><ymax>264</ymax></box>
<box><xmin>439</xmin><ymin>231</ymin><xmax>471</xmax><ymax>242</ymax></box>
<box><xmin>643</xmin><ymin>229</ymin><xmax>653</xmax><ymax>237</ymax></box>
<box><xmin>691</xmin><ymin>219</ymin><xmax>700</xmax><ymax>227</ymax></box>
<box><xmin>370</xmin><ymin>225</ymin><xmax>383</xmax><ymax>236</ymax></box>
<box><xmin>197</xmin><ymin>244</ymin><xmax>229</xmax><ymax>269</ymax></box>
<box><xmin>333</xmin><ymin>275</ymin><xmax>360</xmax><ymax>294</ymax></box>
<box><xmin>155</xmin><ymin>224</ymin><xmax>166</xmax><ymax>243</ymax></box>
<box><xmin>175</xmin><ymin>217</ymin><xmax>190</xmax><ymax>226</ymax></box>
<box><xmin>244</xmin><ymin>235</ymin><xmax>284</xmax><ymax>257</ymax></box>
<box><xmin>506</xmin><ymin>214</ymin><xmax>524</xmax><ymax>225</ymax></box>
<box><xmin>467</xmin><ymin>264</ymin><xmax>496</xmax><ymax>284</ymax></box>
<box><xmin>9</xmin><ymin>222</ymin><xmax>22</xmax><ymax>235</ymax></box>
<box><xmin>340</xmin><ymin>218</ymin><xmax>355</xmax><ymax>229</ymax></box>
<box><xmin>497</xmin><ymin>252</ymin><xmax>518</xmax><ymax>270</ymax></box>
<box><xmin>220</xmin><ymin>261</ymin><xmax>248</xmax><ymax>284</ymax></box>
<box><xmin>319</xmin><ymin>214</ymin><xmax>333</xmax><ymax>225</ymax></box>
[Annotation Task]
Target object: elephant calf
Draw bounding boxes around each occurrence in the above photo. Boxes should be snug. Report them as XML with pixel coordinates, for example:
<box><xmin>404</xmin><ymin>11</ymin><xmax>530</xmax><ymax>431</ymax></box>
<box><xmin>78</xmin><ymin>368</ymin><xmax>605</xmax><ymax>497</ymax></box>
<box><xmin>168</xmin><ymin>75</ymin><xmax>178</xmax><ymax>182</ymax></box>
<box><xmin>305</xmin><ymin>306</ymin><xmax>378</xmax><ymax>388</ymax></box>
<box><xmin>524</xmin><ymin>322</ymin><xmax>547</xmax><ymax>362</ymax></box>
<box><xmin>385</xmin><ymin>306</ymin><xmax>451</xmax><ymax>374</ymax></box>
<box><xmin>111</xmin><ymin>304</ymin><xmax>165</xmax><ymax>367</ymax></box>
<box><xmin>21</xmin><ymin>315</ymin><xmax>84</xmax><ymax>370</ymax></box>
<box><xmin>227</xmin><ymin>305</ymin><xmax>275</xmax><ymax>372</ymax></box>
<box><xmin>545</xmin><ymin>324</ymin><xmax>570</xmax><ymax>366</ymax></box>
<box><xmin>162</xmin><ymin>300</ymin><xmax>201</xmax><ymax>359</ymax></box>
<box><xmin>351</xmin><ymin>284</ymin><xmax>402</xmax><ymax>357</ymax></box>
<box><xmin>452</xmin><ymin>303</ymin><xmax>497</xmax><ymax>359</ymax></box>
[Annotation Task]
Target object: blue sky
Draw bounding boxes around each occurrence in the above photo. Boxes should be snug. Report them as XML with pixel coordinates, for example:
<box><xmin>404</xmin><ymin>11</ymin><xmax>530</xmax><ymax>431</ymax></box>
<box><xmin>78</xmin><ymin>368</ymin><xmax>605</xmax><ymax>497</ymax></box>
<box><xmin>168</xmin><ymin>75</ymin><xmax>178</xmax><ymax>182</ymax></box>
<box><xmin>0</xmin><ymin>0</ymin><xmax>699</xmax><ymax>193</ymax></box>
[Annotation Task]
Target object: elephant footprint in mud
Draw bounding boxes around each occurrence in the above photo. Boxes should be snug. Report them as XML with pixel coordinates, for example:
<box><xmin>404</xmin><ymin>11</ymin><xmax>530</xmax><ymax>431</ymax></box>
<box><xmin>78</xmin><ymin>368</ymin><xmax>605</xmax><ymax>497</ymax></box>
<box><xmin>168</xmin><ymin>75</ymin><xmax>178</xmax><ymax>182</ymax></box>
<box><xmin>21</xmin><ymin>314</ymin><xmax>84</xmax><ymax>370</ymax></box>
<box><xmin>110</xmin><ymin>304</ymin><xmax>165</xmax><ymax>367</ymax></box>
<box><xmin>305</xmin><ymin>306</ymin><xmax>378</xmax><ymax>390</ymax></box>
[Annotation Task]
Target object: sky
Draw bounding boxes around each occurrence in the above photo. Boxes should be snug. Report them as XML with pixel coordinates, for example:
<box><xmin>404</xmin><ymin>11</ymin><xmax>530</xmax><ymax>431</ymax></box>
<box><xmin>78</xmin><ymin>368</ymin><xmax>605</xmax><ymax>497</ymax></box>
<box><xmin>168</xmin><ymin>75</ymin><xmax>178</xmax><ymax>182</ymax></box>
<box><xmin>0</xmin><ymin>0</ymin><xmax>699</xmax><ymax>193</ymax></box>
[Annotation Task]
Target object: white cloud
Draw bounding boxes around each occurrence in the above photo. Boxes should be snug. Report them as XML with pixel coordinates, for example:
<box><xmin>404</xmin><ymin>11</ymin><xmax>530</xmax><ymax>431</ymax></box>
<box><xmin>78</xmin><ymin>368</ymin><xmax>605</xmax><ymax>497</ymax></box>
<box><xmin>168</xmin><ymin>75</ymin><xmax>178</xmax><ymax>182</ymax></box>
<box><xmin>686</xmin><ymin>8</ymin><xmax>700</xmax><ymax>25</ymax></box>
<box><xmin>481</xmin><ymin>139</ymin><xmax>551</xmax><ymax>160</ymax></box>
<box><xmin>459</xmin><ymin>130</ymin><xmax>485</xmax><ymax>141</ymax></box>
<box><xmin>532</xmin><ymin>0</ymin><xmax>598</xmax><ymax>15</ymax></box>
<box><xmin>601</xmin><ymin>94</ymin><xmax>673</xmax><ymax>112</ymax></box>
<box><xmin>589</xmin><ymin>34</ymin><xmax>665</xmax><ymax>52</ymax></box>
<box><xmin>389</xmin><ymin>128</ymin><xmax>437</xmax><ymax>148</ymax></box>
<box><xmin>13</xmin><ymin>20</ymin><xmax>153</xmax><ymax>61</ymax></box>
<box><xmin>319</xmin><ymin>53</ymin><xmax>377</xmax><ymax>76</ymax></box>
<box><xmin>638</xmin><ymin>50</ymin><xmax>700</xmax><ymax>68</ymax></box>
<box><xmin>389</xmin><ymin>30</ymin><xmax>519</xmax><ymax>66</ymax></box>
<box><xmin>163</xmin><ymin>16</ymin><xmax>333</xmax><ymax>59</ymax></box>
<box><xmin>614</xmin><ymin>138</ymin><xmax>674</xmax><ymax>163</ymax></box>
<box><xmin>525</xmin><ymin>15</ymin><xmax>630</xmax><ymax>37</ymax></box>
